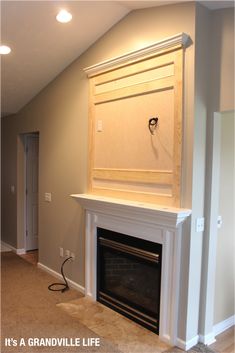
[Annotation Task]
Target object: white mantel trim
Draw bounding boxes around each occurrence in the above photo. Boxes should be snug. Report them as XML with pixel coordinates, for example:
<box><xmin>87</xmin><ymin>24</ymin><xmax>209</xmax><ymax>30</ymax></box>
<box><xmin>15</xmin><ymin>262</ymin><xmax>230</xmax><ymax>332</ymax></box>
<box><xmin>71</xmin><ymin>194</ymin><xmax>191</xmax><ymax>227</ymax></box>
<box><xmin>71</xmin><ymin>193</ymin><xmax>191</xmax><ymax>347</ymax></box>
<box><xmin>84</xmin><ymin>32</ymin><xmax>190</xmax><ymax>77</ymax></box>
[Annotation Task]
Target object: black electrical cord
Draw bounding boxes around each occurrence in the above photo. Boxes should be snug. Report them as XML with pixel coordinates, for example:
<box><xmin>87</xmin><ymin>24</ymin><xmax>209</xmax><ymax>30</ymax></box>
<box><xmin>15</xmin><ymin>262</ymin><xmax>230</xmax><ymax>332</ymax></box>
<box><xmin>48</xmin><ymin>256</ymin><xmax>72</xmax><ymax>293</ymax></box>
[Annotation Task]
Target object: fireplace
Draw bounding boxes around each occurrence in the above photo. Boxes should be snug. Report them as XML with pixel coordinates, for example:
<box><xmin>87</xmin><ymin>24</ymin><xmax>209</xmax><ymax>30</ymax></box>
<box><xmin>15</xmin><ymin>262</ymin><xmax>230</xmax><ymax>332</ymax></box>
<box><xmin>71</xmin><ymin>194</ymin><xmax>191</xmax><ymax>347</ymax></box>
<box><xmin>97</xmin><ymin>227</ymin><xmax>162</xmax><ymax>333</ymax></box>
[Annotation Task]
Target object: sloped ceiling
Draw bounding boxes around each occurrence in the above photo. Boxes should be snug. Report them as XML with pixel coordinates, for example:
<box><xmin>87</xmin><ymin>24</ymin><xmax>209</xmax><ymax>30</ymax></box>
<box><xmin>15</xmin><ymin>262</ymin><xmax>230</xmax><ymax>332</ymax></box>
<box><xmin>1</xmin><ymin>0</ymin><xmax>234</xmax><ymax>117</ymax></box>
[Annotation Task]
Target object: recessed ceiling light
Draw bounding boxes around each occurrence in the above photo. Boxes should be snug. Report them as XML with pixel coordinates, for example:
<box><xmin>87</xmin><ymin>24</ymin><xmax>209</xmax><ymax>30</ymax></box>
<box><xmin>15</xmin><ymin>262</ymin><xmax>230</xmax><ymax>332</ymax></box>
<box><xmin>0</xmin><ymin>45</ymin><xmax>11</xmax><ymax>55</ymax></box>
<box><xmin>56</xmin><ymin>10</ymin><xmax>72</xmax><ymax>23</ymax></box>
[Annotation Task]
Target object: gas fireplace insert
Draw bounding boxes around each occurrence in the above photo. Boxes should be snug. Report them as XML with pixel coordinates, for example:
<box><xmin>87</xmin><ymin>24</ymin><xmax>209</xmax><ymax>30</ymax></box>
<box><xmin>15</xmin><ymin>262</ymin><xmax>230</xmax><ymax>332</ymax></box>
<box><xmin>97</xmin><ymin>228</ymin><xmax>162</xmax><ymax>334</ymax></box>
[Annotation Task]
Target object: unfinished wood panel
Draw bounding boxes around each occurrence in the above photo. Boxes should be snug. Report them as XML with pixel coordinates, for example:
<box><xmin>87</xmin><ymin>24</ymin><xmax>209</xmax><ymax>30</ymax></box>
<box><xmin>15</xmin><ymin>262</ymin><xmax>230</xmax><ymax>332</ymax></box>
<box><xmin>94</xmin><ymin>89</ymin><xmax>174</xmax><ymax>170</ymax></box>
<box><xmin>93</xmin><ymin>179</ymin><xmax>173</xmax><ymax>197</ymax></box>
<box><xmin>93</xmin><ymin>169</ymin><xmax>173</xmax><ymax>184</ymax></box>
<box><xmin>87</xmin><ymin>47</ymin><xmax>183</xmax><ymax>207</ymax></box>
<box><xmin>92</xmin><ymin>47</ymin><xmax>179</xmax><ymax>84</ymax></box>
<box><xmin>93</xmin><ymin>76</ymin><xmax>174</xmax><ymax>104</ymax></box>
<box><xmin>95</xmin><ymin>63</ymin><xmax>174</xmax><ymax>95</ymax></box>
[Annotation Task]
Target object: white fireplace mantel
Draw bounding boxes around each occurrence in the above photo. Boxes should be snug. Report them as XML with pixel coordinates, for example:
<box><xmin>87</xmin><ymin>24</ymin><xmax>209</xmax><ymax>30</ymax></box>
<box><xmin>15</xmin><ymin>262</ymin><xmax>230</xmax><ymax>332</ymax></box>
<box><xmin>71</xmin><ymin>194</ymin><xmax>191</xmax><ymax>227</ymax></box>
<box><xmin>71</xmin><ymin>193</ymin><xmax>191</xmax><ymax>347</ymax></box>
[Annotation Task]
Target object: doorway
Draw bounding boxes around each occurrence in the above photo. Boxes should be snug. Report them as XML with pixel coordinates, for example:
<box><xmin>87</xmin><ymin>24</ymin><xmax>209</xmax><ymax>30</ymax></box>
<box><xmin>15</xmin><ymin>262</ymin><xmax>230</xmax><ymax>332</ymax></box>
<box><xmin>24</xmin><ymin>133</ymin><xmax>39</xmax><ymax>251</ymax></box>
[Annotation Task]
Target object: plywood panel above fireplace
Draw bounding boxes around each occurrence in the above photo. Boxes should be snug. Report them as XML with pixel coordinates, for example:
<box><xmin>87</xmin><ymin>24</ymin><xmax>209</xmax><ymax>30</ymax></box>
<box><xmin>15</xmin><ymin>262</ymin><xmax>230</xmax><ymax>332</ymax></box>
<box><xmin>85</xmin><ymin>34</ymin><xmax>188</xmax><ymax>207</ymax></box>
<box><xmin>94</xmin><ymin>88</ymin><xmax>174</xmax><ymax>170</ymax></box>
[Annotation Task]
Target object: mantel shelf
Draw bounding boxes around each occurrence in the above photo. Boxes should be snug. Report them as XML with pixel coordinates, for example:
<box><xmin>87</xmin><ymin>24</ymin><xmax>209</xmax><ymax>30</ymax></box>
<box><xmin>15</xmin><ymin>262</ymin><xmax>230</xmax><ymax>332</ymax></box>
<box><xmin>71</xmin><ymin>193</ymin><xmax>191</xmax><ymax>228</ymax></box>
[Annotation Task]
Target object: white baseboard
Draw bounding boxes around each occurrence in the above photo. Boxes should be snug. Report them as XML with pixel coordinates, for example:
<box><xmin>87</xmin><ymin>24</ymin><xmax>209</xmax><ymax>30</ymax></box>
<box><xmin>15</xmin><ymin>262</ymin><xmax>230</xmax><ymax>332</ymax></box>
<box><xmin>37</xmin><ymin>262</ymin><xmax>85</xmax><ymax>295</ymax></box>
<box><xmin>16</xmin><ymin>248</ymin><xmax>26</xmax><ymax>255</ymax></box>
<box><xmin>198</xmin><ymin>315</ymin><xmax>235</xmax><ymax>346</ymax></box>
<box><xmin>214</xmin><ymin>315</ymin><xmax>235</xmax><ymax>337</ymax></box>
<box><xmin>1</xmin><ymin>241</ymin><xmax>12</xmax><ymax>252</ymax></box>
<box><xmin>1</xmin><ymin>240</ymin><xmax>26</xmax><ymax>254</ymax></box>
<box><xmin>176</xmin><ymin>335</ymin><xmax>199</xmax><ymax>351</ymax></box>
<box><xmin>199</xmin><ymin>332</ymin><xmax>216</xmax><ymax>345</ymax></box>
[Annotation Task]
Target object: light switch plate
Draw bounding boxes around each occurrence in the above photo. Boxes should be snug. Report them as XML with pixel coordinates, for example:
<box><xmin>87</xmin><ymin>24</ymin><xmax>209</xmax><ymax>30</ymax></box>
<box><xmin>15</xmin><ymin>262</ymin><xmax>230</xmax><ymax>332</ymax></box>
<box><xmin>45</xmin><ymin>192</ymin><xmax>52</xmax><ymax>202</ymax></box>
<box><xmin>97</xmin><ymin>120</ymin><xmax>103</xmax><ymax>132</ymax></box>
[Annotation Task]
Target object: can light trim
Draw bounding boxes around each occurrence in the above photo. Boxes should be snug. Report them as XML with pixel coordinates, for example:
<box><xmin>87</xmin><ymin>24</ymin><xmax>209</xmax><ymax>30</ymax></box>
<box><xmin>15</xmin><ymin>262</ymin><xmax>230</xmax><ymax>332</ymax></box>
<box><xmin>56</xmin><ymin>10</ymin><xmax>72</xmax><ymax>23</ymax></box>
<box><xmin>0</xmin><ymin>45</ymin><xmax>11</xmax><ymax>55</ymax></box>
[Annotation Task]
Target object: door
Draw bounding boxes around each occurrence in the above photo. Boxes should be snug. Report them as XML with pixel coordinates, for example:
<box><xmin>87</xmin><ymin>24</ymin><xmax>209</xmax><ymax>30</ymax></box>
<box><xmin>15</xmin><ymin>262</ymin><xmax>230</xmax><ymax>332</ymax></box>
<box><xmin>25</xmin><ymin>133</ymin><xmax>39</xmax><ymax>251</ymax></box>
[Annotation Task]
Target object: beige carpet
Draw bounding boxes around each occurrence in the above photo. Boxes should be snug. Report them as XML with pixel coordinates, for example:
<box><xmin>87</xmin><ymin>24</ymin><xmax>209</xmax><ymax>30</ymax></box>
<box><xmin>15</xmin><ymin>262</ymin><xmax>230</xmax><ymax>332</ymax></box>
<box><xmin>1</xmin><ymin>252</ymin><xmax>121</xmax><ymax>353</ymax></box>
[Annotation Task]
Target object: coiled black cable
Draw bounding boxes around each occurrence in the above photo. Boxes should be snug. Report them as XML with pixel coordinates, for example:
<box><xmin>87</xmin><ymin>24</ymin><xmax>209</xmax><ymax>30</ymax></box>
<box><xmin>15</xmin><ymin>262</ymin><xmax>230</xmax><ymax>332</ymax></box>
<box><xmin>48</xmin><ymin>256</ymin><xmax>72</xmax><ymax>293</ymax></box>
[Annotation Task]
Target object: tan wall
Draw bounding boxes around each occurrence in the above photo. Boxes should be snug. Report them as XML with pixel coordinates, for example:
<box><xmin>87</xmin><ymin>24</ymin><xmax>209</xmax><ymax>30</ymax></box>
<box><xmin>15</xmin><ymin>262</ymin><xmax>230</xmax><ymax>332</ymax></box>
<box><xmin>2</xmin><ymin>114</ymin><xmax>18</xmax><ymax>248</ymax></box>
<box><xmin>1</xmin><ymin>1</ymin><xmax>196</xmax><ymax>289</ymax></box>
<box><xmin>214</xmin><ymin>111</ymin><xmax>235</xmax><ymax>324</ymax></box>
<box><xmin>201</xmin><ymin>7</ymin><xmax>235</xmax><ymax>333</ymax></box>
<box><xmin>184</xmin><ymin>2</ymin><xmax>211</xmax><ymax>340</ymax></box>
<box><xmin>213</xmin><ymin>10</ymin><xmax>234</xmax><ymax>112</ymax></box>
<box><xmin>1</xmin><ymin>1</ymin><xmax>234</xmax><ymax>343</ymax></box>
<box><xmin>208</xmin><ymin>8</ymin><xmax>234</xmax><ymax>113</ymax></box>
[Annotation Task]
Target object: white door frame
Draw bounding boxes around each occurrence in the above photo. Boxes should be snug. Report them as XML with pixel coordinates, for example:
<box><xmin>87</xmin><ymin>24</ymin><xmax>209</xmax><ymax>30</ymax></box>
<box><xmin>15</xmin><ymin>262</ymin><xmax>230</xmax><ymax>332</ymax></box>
<box><xmin>24</xmin><ymin>133</ymin><xmax>39</xmax><ymax>251</ymax></box>
<box><xmin>199</xmin><ymin>112</ymin><xmax>222</xmax><ymax>344</ymax></box>
<box><xmin>17</xmin><ymin>132</ymin><xmax>40</xmax><ymax>255</ymax></box>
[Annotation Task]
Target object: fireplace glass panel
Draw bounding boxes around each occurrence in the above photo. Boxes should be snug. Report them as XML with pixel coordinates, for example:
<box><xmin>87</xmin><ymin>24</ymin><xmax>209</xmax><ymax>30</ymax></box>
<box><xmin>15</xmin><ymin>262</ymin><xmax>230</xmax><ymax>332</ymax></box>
<box><xmin>97</xmin><ymin>228</ymin><xmax>162</xmax><ymax>333</ymax></box>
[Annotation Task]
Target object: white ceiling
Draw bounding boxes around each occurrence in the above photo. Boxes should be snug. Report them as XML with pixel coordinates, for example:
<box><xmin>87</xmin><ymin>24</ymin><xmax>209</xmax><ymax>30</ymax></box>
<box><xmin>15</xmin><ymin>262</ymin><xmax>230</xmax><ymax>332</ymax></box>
<box><xmin>1</xmin><ymin>0</ymin><xmax>234</xmax><ymax>117</ymax></box>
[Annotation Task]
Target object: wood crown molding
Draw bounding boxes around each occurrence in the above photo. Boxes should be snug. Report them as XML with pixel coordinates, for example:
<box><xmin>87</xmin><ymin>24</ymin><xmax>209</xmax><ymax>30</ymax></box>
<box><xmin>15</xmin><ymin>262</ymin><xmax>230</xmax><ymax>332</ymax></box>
<box><xmin>84</xmin><ymin>32</ymin><xmax>190</xmax><ymax>77</ymax></box>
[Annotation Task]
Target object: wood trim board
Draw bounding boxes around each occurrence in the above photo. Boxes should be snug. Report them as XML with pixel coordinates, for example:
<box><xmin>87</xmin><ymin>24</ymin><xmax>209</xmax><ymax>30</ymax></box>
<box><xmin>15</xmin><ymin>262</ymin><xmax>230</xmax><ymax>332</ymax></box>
<box><xmin>86</xmin><ymin>37</ymin><xmax>186</xmax><ymax>207</ymax></box>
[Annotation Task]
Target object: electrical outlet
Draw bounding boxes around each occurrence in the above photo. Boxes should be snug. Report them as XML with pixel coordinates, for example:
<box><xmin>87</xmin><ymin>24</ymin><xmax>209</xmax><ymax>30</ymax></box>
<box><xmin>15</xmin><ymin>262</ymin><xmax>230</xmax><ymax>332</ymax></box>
<box><xmin>70</xmin><ymin>252</ymin><xmax>75</xmax><ymax>261</ymax></box>
<box><xmin>65</xmin><ymin>249</ymin><xmax>70</xmax><ymax>258</ymax></box>
<box><xmin>217</xmin><ymin>215</ymin><xmax>222</xmax><ymax>229</ymax></box>
<box><xmin>59</xmin><ymin>247</ymin><xmax>64</xmax><ymax>257</ymax></box>
<box><xmin>196</xmin><ymin>217</ymin><xmax>205</xmax><ymax>232</ymax></box>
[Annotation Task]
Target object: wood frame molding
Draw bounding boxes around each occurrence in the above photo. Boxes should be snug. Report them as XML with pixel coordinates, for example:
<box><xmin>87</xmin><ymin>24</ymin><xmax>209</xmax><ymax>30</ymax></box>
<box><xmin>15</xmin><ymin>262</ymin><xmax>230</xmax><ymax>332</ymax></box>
<box><xmin>84</xmin><ymin>33</ymin><xmax>190</xmax><ymax>77</ymax></box>
<box><xmin>85</xmin><ymin>34</ymin><xmax>189</xmax><ymax>207</ymax></box>
<box><xmin>93</xmin><ymin>168</ymin><xmax>173</xmax><ymax>185</ymax></box>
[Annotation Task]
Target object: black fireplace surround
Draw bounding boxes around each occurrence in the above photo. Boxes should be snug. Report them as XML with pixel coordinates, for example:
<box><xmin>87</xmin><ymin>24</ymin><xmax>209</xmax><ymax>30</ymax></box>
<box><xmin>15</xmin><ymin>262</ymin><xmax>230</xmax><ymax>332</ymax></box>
<box><xmin>97</xmin><ymin>228</ymin><xmax>162</xmax><ymax>334</ymax></box>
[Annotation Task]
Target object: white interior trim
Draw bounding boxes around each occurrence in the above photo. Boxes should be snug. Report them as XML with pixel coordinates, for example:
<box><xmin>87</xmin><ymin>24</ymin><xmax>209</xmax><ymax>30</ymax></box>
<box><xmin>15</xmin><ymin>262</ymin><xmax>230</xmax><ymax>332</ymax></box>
<box><xmin>199</xmin><ymin>332</ymin><xmax>216</xmax><ymax>346</ymax></box>
<box><xmin>16</xmin><ymin>248</ymin><xmax>26</xmax><ymax>255</ymax></box>
<box><xmin>176</xmin><ymin>335</ymin><xmax>199</xmax><ymax>351</ymax></box>
<box><xmin>1</xmin><ymin>241</ymin><xmax>12</xmax><ymax>252</ymax></box>
<box><xmin>213</xmin><ymin>315</ymin><xmax>235</xmax><ymax>337</ymax></box>
<box><xmin>199</xmin><ymin>112</ymin><xmax>222</xmax><ymax>338</ymax></box>
<box><xmin>37</xmin><ymin>262</ymin><xmax>85</xmax><ymax>294</ymax></box>
<box><xmin>1</xmin><ymin>240</ymin><xmax>26</xmax><ymax>254</ymax></box>
<box><xmin>198</xmin><ymin>315</ymin><xmax>235</xmax><ymax>346</ymax></box>
<box><xmin>72</xmin><ymin>193</ymin><xmax>191</xmax><ymax>347</ymax></box>
<box><xmin>84</xmin><ymin>32</ymin><xmax>190</xmax><ymax>76</ymax></box>
<box><xmin>70</xmin><ymin>194</ymin><xmax>191</xmax><ymax>226</ymax></box>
